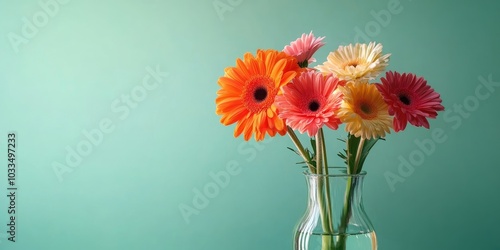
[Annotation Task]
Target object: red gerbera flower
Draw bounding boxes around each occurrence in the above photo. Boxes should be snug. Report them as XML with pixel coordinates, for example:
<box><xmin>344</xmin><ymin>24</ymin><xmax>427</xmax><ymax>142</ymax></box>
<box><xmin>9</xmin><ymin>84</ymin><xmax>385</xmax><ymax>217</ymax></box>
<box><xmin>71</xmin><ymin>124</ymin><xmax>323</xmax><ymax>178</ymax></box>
<box><xmin>376</xmin><ymin>71</ymin><xmax>444</xmax><ymax>132</ymax></box>
<box><xmin>275</xmin><ymin>71</ymin><xmax>343</xmax><ymax>137</ymax></box>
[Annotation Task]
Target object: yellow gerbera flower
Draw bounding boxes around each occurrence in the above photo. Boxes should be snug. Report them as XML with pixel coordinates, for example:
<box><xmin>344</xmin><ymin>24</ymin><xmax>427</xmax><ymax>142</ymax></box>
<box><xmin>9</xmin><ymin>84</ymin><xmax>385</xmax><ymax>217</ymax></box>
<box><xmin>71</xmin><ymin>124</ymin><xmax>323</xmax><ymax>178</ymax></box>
<box><xmin>316</xmin><ymin>42</ymin><xmax>390</xmax><ymax>81</ymax></box>
<box><xmin>337</xmin><ymin>82</ymin><xmax>392</xmax><ymax>139</ymax></box>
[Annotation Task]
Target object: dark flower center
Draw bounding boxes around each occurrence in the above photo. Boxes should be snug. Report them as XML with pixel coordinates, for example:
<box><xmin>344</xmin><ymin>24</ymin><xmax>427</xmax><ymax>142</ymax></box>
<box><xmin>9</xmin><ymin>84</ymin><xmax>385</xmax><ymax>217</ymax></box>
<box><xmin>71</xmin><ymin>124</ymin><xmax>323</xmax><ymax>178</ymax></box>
<box><xmin>253</xmin><ymin>87</ymin><xmax>267</xmax><ymax>102</ymax></box>
<box><xmin>399</xmin><ymin>95</ymin><xmax>411</xmax><ymax>105</ymax></box>
<box><xmin>298</xmin><ymin>60</ymin><xmax>309</xmax><ymax>68</ymax></box>
<box><xmin>308</xmin><ymin>100</ymin><xmax>320</xmax><ymax>112</ymax></box>
<box><xmin>360</xmin><ymin>103</ymin><xmax>371</xmax><ymax>114</ymax></box>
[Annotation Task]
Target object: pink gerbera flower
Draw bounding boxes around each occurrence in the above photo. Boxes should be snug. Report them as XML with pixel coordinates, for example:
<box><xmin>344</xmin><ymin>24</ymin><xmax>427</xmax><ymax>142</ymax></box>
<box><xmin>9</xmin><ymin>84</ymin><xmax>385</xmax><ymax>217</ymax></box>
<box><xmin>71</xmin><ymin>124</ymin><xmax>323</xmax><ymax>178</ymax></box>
<box><xmin>275</xmin><ymin>71</ymin><xmax>344</xmax><ymax>137</ymax></box>
<box><xmin>283</xmin><ymin>31</ymin><xmax>325</xmax><ymax>67</ymax></box>
<box><xmin>376</xmin><ymin>71</ymin><xmax>444</xmax><ymax>132</ymax></box>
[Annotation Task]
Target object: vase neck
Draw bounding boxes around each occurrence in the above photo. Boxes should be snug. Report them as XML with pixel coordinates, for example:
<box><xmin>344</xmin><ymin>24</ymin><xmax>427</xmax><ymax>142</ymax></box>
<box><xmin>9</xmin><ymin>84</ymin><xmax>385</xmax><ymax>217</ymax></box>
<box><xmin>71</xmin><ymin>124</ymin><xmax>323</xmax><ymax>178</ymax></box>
<box><xmin>304</xmin><ymin>169</ymin><xmax>374</xmax><ymax>234</ymax></box>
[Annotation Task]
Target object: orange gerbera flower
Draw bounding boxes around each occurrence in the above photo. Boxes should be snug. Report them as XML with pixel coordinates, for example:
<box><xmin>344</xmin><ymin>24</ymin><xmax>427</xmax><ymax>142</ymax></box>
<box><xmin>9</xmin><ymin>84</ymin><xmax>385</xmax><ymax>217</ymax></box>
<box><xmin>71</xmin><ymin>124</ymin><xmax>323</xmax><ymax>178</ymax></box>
<box><xmin>215</xmin><ymin>49</ymin><xmax>302</xmax><ymax>141</ymax></box>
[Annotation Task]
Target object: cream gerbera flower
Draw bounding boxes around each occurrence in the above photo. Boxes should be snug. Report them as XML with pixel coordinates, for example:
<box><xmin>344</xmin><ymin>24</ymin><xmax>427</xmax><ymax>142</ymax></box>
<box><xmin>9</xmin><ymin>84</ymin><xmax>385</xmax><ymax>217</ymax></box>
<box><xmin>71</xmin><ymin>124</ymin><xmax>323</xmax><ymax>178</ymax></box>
<box><xmin>316</xmin><ymin>42</ymin><xmax>390</xmax><ymax>81</ymax></box>
<box><xmin>337</xmin><ymin>81</ymin><xmax>392</xmax><ymax>139</ymax></box>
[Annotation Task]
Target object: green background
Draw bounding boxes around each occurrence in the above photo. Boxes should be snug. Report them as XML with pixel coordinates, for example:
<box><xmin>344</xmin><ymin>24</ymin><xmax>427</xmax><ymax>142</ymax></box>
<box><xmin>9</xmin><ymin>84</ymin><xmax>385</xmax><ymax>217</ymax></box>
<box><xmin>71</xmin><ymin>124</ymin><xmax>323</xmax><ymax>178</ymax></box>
<box><xmin>1</xmin><ymin>0</ymin><xmax>499</xmax><ymax>249</ymax></box>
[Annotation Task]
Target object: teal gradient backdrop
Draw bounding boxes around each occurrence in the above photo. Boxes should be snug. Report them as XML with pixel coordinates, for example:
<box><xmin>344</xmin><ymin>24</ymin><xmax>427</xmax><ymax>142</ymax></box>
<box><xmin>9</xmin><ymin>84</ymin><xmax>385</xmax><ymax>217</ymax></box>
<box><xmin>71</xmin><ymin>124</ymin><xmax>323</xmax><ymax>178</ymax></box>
<box><xmin>1</xmin><ymin>0</ymin><xmax>499</xmax><ymax>249</ymax></box>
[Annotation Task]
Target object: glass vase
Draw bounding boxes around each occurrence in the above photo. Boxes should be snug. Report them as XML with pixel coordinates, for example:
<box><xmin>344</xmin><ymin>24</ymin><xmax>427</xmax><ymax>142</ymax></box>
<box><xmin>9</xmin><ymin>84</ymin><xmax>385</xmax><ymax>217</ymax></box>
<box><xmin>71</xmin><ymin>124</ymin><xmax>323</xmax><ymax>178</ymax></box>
<box><xmin>293</xmin><ymin>167</ymin><xmax>377</xmax><ymax>250</ymax></box>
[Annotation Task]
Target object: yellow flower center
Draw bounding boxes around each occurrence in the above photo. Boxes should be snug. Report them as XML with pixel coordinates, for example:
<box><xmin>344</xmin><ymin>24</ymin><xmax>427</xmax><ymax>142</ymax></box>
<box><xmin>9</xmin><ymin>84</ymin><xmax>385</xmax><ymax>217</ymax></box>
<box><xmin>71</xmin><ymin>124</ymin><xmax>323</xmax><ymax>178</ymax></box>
<box><xmin>347</xmin><ymin>62</ymin><xmax>358</xmax><ymax>67</ymax></box>
<box><xmin>344</xmin><ymin>59</ymin><xmax>364</xmax><ymax>69</ymax></box>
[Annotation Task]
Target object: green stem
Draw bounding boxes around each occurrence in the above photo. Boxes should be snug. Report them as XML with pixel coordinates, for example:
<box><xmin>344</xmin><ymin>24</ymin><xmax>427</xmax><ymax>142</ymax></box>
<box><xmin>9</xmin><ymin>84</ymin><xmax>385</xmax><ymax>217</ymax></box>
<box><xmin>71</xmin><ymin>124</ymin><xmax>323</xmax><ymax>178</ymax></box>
<box><xmin>316</xmin><ymin>129</ymin><xmax>335</xmax><ymax>249</ymax></box>
<box><xmin>319</xmin><ymin>129</ymin><xmax>334</xmax><ymax>233</ymax></box>
<box><xmin>352</xmin><ymin>138</ymin><xmax>365</xmax><ymax>174</ymax></box>
<box><xmin>336</xmin><ymin>137</ymin><xmax>365</xmax><ymax>248</ymax></box>
<box><xmin>315</xmin><ymin>130</ymin><xmax>323</xmax><ymax>175</ymax></box>
<box><xmin>317</xmin><ymin>177</ymin><xmax>334</xmax><ymax>250</ymax></box>
<box><xmin>287</xmin><ymin>126</ymin><xmax>315</xmax><ymax>173</ymax></box>
<box><xmin>336</xmin><ymin>177</ymin><xmax>355</xmax><ymax>250</ymax></box>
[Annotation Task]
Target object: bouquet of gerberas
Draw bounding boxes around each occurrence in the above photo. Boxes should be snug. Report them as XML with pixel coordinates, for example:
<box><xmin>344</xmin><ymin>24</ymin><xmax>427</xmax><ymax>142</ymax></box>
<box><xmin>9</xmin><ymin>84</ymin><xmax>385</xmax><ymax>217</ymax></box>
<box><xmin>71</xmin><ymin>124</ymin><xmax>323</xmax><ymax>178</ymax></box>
<box><xmin>215</xmin><ymin>32</ymin><xmax>444</xmax><ymax>249</ymax></box>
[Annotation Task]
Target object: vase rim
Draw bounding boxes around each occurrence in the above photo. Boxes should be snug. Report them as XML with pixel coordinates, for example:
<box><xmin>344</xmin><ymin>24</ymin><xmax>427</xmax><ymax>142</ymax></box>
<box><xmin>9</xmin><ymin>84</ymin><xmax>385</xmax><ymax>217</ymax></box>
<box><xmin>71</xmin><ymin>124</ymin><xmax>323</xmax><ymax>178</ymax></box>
<box><xmin>303</xmin><ymin>166</ymin><xmax>367</xmax><ymax>177</ymax></box>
